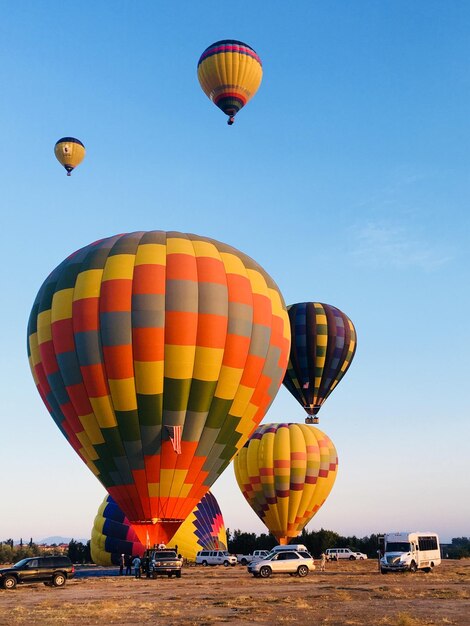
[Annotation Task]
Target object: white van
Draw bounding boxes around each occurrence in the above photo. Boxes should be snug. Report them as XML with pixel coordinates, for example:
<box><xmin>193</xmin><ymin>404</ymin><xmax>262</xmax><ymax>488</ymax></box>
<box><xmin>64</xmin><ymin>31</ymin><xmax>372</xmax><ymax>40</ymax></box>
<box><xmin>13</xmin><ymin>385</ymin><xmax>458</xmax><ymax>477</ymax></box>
<box><xmin>326</xmin><ymin>548</ymin><xmax>367</xmax><ymax>561</ymax></box>
<box><xmin>195</xmin><ymin>550</ymin><xmax>237</xmax><ymax>567</ymax></box>
<box><xmin>380</xmin><ymin>532</ymin><xmax>441</xmax><ymax>573</ymax></box>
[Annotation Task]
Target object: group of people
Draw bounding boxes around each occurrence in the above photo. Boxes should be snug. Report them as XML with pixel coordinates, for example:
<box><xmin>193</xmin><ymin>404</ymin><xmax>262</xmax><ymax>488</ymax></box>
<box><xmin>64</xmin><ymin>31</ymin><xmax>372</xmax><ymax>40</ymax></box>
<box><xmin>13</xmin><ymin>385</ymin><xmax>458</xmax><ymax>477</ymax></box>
<box><xmin>119</xmin><ymin>543</ymin><xmax>170</xmax><ymax>579</ymax></box>
<box><xmin>119</xmin><ymin>553</ymin><xmax>142</xmax><ymax>577</ymax></box>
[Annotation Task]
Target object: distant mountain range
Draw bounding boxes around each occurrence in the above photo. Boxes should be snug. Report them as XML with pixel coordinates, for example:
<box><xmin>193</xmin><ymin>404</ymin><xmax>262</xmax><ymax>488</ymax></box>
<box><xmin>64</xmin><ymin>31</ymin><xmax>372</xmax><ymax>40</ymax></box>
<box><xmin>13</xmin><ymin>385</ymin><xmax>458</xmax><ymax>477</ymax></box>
<box><xmin>37</xmin><ymin>536</ymin><xmax>88</xmax><ymax>545</ymax></box>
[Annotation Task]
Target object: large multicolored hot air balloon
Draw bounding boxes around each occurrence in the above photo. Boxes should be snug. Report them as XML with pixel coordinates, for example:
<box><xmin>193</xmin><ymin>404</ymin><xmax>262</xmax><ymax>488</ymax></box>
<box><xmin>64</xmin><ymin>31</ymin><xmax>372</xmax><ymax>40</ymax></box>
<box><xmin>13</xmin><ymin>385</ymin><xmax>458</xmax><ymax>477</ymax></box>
<box><xmin>27</xmin><ymin>231</ymin><xmax>290</xmax><ymax>546</ymax></box>
<box><xmin>54</xmin><ymin>137</ymin><xmax>85</xmax><ymax>176</ymax></box>
<box><xmin>283</xmin><ymin>302</ymin><xmax>357</xmax><ymax>424</ymax></box>
<box><xmin>91</xmin><ymin>491</ymin><xmax>227</xmax><ymax>565</ymax></box>
<box><xmin>234</xmin><ymin>423</ymin><xmax>338</xmax><ymax>545</ymax></box>
<box><xmin>197</xmin><ymin>40</ymin><xmax>263</xmax><ymax>125</ymax></box>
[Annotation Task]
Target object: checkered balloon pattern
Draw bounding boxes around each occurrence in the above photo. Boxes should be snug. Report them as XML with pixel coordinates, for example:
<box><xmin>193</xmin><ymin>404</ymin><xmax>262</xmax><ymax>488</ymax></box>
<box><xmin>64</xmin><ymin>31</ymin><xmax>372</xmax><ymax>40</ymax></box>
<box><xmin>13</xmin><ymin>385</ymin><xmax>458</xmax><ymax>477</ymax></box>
<box><xmin>234</xmin><ymin>423</ymin><xmax>338</xmax><ymax>545</ymax></box>
<box><xmin>27</xmin><ymin>231</ymin><xmax>290</xmax><ymax>545</ymax></box>
<box><xmin>283</xmin><ymin>302</ymin><xmax>357</xmax><ymax>419</ymax></box>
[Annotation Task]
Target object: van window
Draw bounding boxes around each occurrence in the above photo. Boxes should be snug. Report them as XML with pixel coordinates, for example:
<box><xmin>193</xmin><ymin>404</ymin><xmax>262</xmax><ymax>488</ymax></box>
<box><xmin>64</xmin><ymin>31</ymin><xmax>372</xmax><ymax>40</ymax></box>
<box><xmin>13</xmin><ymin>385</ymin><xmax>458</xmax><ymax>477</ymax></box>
<box><xmin>418</xmin><ymin>536</ymin><xmax>438</xmax><ymax>551</ymax></box>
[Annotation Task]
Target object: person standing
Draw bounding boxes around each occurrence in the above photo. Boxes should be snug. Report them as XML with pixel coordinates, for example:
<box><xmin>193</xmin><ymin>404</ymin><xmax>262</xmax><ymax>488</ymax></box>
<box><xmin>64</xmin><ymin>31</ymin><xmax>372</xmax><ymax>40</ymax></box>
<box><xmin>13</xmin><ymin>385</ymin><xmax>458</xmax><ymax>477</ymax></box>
<box><xmin>119</xmin><ymin>554</ymin><xmax>125</xmax><ymax>576</ymax></box>
<box><xmin>125</xmin><ymin>554</ymin><xmax>132</xmax><ymax>576</ymax></box>
<box><xmin>320</xmin><ymin>552</ymin><xmax>327</xmax><ymax>572</ymax></box>
<box><xmin>132</xmin><ymin>555</ymin><xmax>142</xmax><ymax>578</ymax></box>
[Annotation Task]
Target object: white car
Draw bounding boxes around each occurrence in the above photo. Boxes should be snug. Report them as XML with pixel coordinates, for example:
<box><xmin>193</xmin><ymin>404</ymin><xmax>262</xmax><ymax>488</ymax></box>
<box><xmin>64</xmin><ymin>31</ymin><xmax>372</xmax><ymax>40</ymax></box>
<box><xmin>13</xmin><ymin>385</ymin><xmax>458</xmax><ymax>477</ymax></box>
<box><xmin>248</xmin><ymin>549</ymin><xmax>315</xmax><ymax>578</ymax></box>
<box><xmin>325</xmin><ymin>548</ymin><xmax>367</xmax><ymax>561</ymax></box>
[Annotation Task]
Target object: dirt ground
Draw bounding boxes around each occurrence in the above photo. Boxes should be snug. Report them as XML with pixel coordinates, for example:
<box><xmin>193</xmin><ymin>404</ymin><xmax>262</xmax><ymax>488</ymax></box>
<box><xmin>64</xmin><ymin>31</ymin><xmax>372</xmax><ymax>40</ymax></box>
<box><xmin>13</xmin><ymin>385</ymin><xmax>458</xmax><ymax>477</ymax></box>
<box><xmin>0</xmin><ymin>558</ymin><xmax>469</xmax><ymax>626</ymax></box>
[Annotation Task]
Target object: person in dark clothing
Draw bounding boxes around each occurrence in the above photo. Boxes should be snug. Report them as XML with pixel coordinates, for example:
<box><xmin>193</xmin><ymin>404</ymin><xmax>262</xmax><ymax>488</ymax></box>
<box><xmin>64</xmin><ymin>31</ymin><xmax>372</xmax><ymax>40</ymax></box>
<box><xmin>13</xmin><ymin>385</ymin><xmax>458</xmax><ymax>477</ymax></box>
<box><xmin>125</xmin><ymin>554</ymin><xmax>132</xmax><ymax>576</ymax></box>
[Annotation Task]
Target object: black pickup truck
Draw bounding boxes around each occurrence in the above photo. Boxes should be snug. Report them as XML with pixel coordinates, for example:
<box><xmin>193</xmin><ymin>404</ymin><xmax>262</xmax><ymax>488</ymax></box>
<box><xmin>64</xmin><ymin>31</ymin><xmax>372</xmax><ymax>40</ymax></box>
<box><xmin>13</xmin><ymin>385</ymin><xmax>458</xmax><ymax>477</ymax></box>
<box><xmin>144</xmin><ymin>549</ymin><xmax>182</xmax><ymax>579</ymax></box>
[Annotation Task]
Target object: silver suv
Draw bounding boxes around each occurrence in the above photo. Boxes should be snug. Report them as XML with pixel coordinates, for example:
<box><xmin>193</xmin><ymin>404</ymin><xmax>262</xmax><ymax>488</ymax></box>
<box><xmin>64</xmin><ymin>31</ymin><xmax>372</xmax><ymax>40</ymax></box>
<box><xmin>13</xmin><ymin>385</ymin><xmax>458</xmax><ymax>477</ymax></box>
<box><xmin>248</xmin><ymin>549</ymin><xmax>315</xmax><ymax>578</ymax></box>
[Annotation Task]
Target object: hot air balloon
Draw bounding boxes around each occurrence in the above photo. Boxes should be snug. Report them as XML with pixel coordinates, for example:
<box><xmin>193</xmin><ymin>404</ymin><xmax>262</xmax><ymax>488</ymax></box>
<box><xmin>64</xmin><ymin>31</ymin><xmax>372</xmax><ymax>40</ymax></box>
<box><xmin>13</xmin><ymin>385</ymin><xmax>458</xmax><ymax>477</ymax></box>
<box><xmin>234</xmin><ymin>423</ymin><xmax>338</xmax><ymax>545</ymax></box>
<box><xmin>283</xmin><ymin>302</ymin><xmax>357</xmax><ymax>424</ymax></box>
<box><xmin>27</xmin><ymin>231</ymin><xmax>290</xmax><ymax>546</ymax></box>
<box><xmin>91</xmin><ymin>491</ymin><xmax>227</xmax><ymax>565</ymax></box>
<box><xmin>197</xmin><ymin>40</ymin><xmax>263</xmax><ymax>125</ymax></box>
<box><xmin>54</xmin><ymin>137</ymin><xmax>85</xmax><ymax>176</ymax></box>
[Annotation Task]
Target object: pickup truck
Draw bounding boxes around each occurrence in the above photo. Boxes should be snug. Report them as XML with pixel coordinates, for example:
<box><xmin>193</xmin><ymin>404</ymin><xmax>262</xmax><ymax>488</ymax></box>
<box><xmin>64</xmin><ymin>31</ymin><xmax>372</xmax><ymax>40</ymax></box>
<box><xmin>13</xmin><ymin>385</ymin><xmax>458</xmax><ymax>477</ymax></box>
<box><xmin>236</xmin><ymin>550</ymin><xmax>269</xmax><ymax>566</ymax></box>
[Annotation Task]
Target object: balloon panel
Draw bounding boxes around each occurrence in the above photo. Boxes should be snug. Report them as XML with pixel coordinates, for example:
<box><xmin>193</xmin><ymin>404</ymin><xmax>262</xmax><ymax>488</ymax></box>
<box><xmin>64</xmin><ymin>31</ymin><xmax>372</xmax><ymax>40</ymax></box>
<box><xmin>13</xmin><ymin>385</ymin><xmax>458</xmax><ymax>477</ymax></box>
<box><xmin>283</xmin><ymin>302</ymin><xmax>357</xmax><ymax>417</ymax></box>
<box><xmin>234</xmin><ymin>423</ymin><xmax>338</xmax><ymax>544</ymax></box>
<box><xmin>28</xmin><ymin>231</ymin><xmax>290</xmax><ymax>544</ymax></box>
<box><xmin>90</xmin><ymin>491</ymin><xmax>227</xmax><ymax>564</ymax></box>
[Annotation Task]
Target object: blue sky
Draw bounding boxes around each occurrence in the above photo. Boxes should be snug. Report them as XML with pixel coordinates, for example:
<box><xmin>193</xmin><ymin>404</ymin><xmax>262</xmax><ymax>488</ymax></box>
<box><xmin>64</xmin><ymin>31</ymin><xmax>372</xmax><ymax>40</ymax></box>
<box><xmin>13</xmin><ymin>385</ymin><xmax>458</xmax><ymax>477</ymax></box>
<box><xmin>0</xmin><ymin>1</ymin><xmax>468</xmax><ymax>544</ymax></box>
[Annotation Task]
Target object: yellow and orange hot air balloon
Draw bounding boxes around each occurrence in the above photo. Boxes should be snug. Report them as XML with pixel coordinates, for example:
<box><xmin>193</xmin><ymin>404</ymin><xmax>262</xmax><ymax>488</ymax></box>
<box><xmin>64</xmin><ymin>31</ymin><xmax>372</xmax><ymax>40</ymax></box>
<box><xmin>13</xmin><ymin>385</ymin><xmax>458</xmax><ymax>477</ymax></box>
<box><xmin>27</xmin><ymin>231</ymin><xmax>290</xmax><ymax>546</ymax></box>
<box><xmin>197</xmin><ymin>40</ymin><xmax>263</xmax><ymax>125</ymax></box>
<box><xmin>234</xmin><ymin>423</ymin><xmax>338</xmax><ymax>545</ymax></box>
<box><xmin>54</xmin><ymin>137</ymin><xmax>85</xmax><ymax>176</ymax></box>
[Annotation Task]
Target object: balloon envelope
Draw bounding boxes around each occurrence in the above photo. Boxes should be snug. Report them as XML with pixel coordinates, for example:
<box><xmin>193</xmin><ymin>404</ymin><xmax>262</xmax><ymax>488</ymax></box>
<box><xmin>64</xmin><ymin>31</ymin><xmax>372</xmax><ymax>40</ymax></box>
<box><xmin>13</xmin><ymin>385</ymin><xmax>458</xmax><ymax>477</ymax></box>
<box><xmin>54</xmin><ymin>137</ymin><xmax>85</xmax><ymax>175</ymax></box>
<box><xmin>197</xmin><ymin>40</ymin><xmax>262</xmax><ymax>124</ymax></box>
<box><xmin>234</xmin><ymin>423</ymin><xmax>338</xmax><ymax>545</ymax></box>
<box><xmin>283</xmin><ymin>302</ymin><xmax>357</xmax><ymax>421</ymax></box>
<box><xmin>28</xmin><ymin>231</ymin><xmax>290</xmax><ymax>545</ymax></box>
<box><xmin>91</xmin><ymin>491</ymin><xmax>227</xmax><ymax>565</ymax></box>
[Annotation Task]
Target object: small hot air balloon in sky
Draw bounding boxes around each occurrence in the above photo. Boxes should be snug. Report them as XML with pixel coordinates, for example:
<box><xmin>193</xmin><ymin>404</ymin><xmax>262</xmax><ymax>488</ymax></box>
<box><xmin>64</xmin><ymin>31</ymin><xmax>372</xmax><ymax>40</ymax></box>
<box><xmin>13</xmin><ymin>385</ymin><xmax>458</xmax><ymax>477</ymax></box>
<box><xmin>28</xmin><ymin>230</ymin><xmax>290</xmax><ymax>546</ymax></box>
<box><xmin>91</xmin><ymin>491</ymin><xmax>227</xmax><ymax>565</ymax></box>
<box><xmin>197</xmin><ymin>39</ymin><xmax>263</xmax><ymax>125</ymax></box>
<box><xmin>234</xmin><ymin>423</ymin><xmax>338</xmax><ymax>545</ymax></box>
<box><xmin>283</xmin><ymin>302</ymin><xmax>357</xmax><ymax>424</ymax></box>
<box><xmin>54</xmin><ymin>137</ymin><xmax>85</xmax><ymax>176</ymax></box>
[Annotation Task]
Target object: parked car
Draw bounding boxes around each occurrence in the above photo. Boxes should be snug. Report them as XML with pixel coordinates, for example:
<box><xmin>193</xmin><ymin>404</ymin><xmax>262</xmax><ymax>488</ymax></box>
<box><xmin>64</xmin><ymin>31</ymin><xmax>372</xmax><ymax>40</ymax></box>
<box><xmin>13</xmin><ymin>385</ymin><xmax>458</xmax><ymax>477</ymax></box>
<box><xmin>145</xmin><ymin>548</ymin><xmax>182</xmax><ymax>578</ymax></box>
<box><xmin>0</xmin><ymin>556</ymin><xmax>74</xmax><ymax>590</ymax></box>
<box><xmin>248</xmin><ymin>549</ymin><xmax>315</xmax><ymax>578</ymax></box>
<box><xmin>195</xmin><ymin>550</ymin><xmax>237</xmax><ymax>567</ymax></box>
<box><xmin>236</xmin><ymin>550</ymin><xmax>269</xmax><ymax>566</ymax></box>
<box><xmin>325</xmin><ymin>548</ymin><xmax>366</xmax><ymax>561</ymax></box>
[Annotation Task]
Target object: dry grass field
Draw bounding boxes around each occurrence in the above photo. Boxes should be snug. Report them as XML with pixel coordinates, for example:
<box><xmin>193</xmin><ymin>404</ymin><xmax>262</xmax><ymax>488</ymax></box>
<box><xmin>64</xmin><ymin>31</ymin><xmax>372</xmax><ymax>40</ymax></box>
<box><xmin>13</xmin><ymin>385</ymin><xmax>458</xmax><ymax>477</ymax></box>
<box><xmin>0</xmin><ymin>559</ymin><xmax>469</xmax><ymax>625</ymax></box>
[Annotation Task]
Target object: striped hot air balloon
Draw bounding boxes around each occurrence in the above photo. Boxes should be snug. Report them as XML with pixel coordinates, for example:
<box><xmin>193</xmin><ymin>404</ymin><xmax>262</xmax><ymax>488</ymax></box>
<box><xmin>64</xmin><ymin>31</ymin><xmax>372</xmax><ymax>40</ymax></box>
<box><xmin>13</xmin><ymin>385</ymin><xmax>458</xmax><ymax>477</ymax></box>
<box><xmin>234</xmin><ymin>423</ymin><xmax>338</xmax><ymax>545</ymax></box>
<box><xmin>27</xmin><ymin>231</ymin><xmax>290</xmax><ymax>546</ymax></box>
<box><xmin>54</xmin><ymin>137</ymin><xmax>85</xmax><ymax>176</ymax></box>
<box><xmin>197</xmin><ymin>40</ymin><xmax>263</xmax><ymax>125</ymax></box>
<box><xmin>283</xmin><ymin>303</ymin><xmax>357</xmax><ymax>424</ymax></box>
<box><xmin>91</xmin><ymin>491</ymin><xmax>227</xmax><ymax>565</ymax></box>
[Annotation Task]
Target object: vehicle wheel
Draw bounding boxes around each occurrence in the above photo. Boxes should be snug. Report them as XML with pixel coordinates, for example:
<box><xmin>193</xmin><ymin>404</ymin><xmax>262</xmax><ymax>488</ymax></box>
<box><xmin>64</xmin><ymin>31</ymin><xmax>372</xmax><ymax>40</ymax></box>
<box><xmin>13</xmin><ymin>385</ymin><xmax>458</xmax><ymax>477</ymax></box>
<box><xmin>359</xmin><ymin>557</ymin><xmax>365</xmax><ymax>560</ymax></box>
<box><xmin>223</xmin><ymin>561</ymin><xmax>230</xmax><ymax>567</ymax></box>
<box><xmin>380</xmin><ymin>568</ymin><xmax>388</xmax><ymax>575</ymax></box>
<box><xmin>240</xmin><ymin>558</ymin><xmax>248</xmax><ymax>566</ymax></box>
<box><xmin>52</xmin><ymin>573</ymin><xmax>66</xmax><ymax>587</ymax></box>
<box><xmin>259</xmin><ymin>566</ymin><xmax>271</xmax><ymax>579</ymax></box>
<box><xmin>176</xmin><ymin>571</ymin><xmax>181</xmax><ymax>578</ymax></box>
<box><xmin>409</xmin><ymin>561</ymin><xmax>417</xmax><ymax>573</ymax></box>
<box><xmin>3</xmin><ymin>575</ymin><xmax>17</xmax><ymax>590</ymax></box>
<box><xmin>297</xmin><ymin>565</ymin><xmax>309</xmax><ymax>578</ymax></box>
<box><xmin>231</xmin><ymin>562</ymin><xmax>236</xmax><ymax>567</ymax></box>
<box><xmin>202</xmin><ymin>561</ymin><xmax>208</xmax><ymax>567</ymax></box>
<box><xmin>349</xmin><ymin>555</ymin><xmax>355</xmax><ymax>560</ymax></box>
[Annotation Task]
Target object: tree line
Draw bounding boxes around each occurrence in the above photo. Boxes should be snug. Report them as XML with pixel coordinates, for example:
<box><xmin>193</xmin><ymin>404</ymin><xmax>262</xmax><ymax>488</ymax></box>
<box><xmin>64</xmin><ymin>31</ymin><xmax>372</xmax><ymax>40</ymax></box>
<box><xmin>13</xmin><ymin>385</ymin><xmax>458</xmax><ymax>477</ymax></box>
<box><xmin>0</xmin><ymin>539</ymin><xmax>91</xmax><ymax>564</ymax></box>
<box><xmin>1</xmin><ymin>533</ymin><xmax>468</xmax><ymax>564</ymax></box>
<box><xmin>226</xmin><ymin>529</ymin><xmax>470</xmax><ymax>560</ymax></box>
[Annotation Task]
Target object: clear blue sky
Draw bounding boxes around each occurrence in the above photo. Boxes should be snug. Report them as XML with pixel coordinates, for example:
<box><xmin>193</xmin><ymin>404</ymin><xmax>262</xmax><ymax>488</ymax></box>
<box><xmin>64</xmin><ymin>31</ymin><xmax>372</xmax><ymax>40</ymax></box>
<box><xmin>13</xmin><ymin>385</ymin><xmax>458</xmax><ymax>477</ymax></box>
<box><xmin>1</xmin><ymin>1</ymin><xmax>468</xmax><ymax>544</ymax></box>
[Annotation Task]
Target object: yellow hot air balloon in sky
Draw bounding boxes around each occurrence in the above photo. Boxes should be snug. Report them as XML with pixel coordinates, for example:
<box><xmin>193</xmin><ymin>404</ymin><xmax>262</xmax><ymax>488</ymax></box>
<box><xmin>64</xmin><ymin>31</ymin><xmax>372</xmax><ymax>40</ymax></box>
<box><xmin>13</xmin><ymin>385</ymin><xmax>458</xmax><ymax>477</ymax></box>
<box><xmin>234</xmin><ymin>423</ymin><xmax>338</xmax><ymax>545</ymax></box>
<box><xmin>54</xmin><ymin>137</ymin><xmax>85</xmax><ymax>176</ymax></box>
<box><xmin>197</xmin><ymin>40</ymin><xmax>263</xmax><ymax>125</ymax></box>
